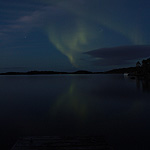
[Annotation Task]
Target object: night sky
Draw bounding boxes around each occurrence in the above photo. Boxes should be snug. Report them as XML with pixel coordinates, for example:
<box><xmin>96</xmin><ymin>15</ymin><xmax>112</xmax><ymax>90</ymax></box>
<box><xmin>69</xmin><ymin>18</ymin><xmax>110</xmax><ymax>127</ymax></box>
<box><xmin>1</xmin><ymin>0</ymin><xmax>150</xmax><ymax>72</ymax></box>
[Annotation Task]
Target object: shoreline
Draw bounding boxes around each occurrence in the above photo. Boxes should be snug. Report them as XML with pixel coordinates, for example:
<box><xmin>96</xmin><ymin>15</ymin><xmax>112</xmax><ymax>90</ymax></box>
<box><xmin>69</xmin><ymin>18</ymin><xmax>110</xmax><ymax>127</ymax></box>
<box><xmin>0</xmin><ymin>70</ymin><xmax>104</xmax><ymax>75</ymax></box>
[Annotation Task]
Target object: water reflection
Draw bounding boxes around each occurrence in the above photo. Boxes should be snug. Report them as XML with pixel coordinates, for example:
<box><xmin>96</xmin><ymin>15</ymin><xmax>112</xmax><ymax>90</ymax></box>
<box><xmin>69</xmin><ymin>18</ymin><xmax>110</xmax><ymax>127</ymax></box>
<box><xmin>124</xmin><ymin>75</ymin><xmax>150</xmax><ymax>92</ymax></box>
<box><xmin>140</xmin><ymin>79</ymin><xmax>150</xmax><ymax>92</ymax></box>
<box><xmin>1</xmin><ymin>75</ymin><xmax>150</xmax><ymax>150</ymax></box>
<box><xmin>136</xmin><ymin>78</ymin><xmax>150</xmax><ymax>92</ymax></box>
<box><xmin>51</xmin><ymin>78</ymin><xmax>88</xmax><ymax>120</ymax></box>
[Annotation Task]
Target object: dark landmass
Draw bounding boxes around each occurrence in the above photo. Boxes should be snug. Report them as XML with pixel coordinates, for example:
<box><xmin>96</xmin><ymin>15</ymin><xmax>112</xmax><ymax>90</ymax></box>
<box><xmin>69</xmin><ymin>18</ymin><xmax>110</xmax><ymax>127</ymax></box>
<box><xmin>0</xmin><ymin>58</ymin><xmax>150</xmax><ymax>77</ymax></box>
<box><xmin>0</xmin><ymin>70</ymin><xmax>102</xmax><ymax>75</ymax></box>
<box><xmin>72</xmin><ymin>70</ymin><xmax>93</xmax><ymax>74</ymax></box>
<box><xmin>0</xmin><ymin>68</ymin><xmax>136</xmax><ymax>75</ymax></box>
<box><xmin>105</xmin><ymin>67</ymin><xmax>137</xmax><ymax>74</ymax></box>
<box><xmin>106</xmin><ymin>58</ymin><xmax>150</xmax><ymax>79</ymax></box>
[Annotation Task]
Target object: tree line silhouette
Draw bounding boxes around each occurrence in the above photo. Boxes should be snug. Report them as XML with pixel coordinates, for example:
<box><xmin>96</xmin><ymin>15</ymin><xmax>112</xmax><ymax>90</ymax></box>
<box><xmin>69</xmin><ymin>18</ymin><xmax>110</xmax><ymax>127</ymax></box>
<box><xmin>105</xmin><ymin>57</ymin><xmax>150</xmax><ymax>77</ymax></box>
<box><xmin>136</xmin><ymin>58</ymin><xmax>150</xmax><ymax>76</ymax></box>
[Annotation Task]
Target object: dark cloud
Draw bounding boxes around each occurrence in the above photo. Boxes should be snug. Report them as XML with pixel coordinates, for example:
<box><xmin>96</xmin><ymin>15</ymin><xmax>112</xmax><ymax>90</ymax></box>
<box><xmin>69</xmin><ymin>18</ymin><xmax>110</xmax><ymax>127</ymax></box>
<box><xmin>84</xmin><ymin>45</ymin><xmax>150</xmax><ymax>66</ymax></box>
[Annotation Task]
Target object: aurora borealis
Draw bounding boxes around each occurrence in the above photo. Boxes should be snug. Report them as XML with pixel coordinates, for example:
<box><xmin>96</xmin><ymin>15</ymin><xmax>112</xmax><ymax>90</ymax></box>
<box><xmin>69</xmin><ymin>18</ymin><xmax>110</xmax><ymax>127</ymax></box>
<box><xmin>1</xmin><ymin>0</ymin><xmax>150</xmax><ymax>72</ymax></box>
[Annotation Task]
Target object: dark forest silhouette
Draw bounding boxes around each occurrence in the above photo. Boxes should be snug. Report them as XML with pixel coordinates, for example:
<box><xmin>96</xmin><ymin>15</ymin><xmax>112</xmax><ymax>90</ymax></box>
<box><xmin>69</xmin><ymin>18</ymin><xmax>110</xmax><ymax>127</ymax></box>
<box><xmin>135</xmin><ymin>58</ymin><xmax>150</xmax><ymax>75</ymax></box>
<box><xmin>106</xmin><ymin>58</ymin><xmax>150</xmax><ymax>77</ymax></box>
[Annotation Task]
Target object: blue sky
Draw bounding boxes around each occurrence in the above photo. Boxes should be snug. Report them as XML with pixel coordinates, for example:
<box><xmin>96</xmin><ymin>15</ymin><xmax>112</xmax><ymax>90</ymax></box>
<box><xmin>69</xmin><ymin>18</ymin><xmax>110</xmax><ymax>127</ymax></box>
<box><xmin>1</xmin><ymin>0</ymin><xmax>150</xmax><ymax>72</ymax></box>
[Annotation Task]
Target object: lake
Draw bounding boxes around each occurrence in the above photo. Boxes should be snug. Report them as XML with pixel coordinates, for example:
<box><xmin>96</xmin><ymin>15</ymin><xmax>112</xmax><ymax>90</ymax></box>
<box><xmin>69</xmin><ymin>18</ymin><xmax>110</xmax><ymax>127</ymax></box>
<box><xmin>0</xmin><ymin>74</ymin><xmax>150</xmax><ymax>150</ymax></box>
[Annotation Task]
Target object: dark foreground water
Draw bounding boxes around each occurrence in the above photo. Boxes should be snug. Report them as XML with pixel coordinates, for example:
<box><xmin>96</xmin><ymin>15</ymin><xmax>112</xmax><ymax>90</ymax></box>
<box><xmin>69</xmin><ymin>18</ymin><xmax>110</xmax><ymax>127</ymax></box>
<box><xmin>0</xmin><ymin>74</ymin><xmax>150</xmax><ymax>150</ymax></box>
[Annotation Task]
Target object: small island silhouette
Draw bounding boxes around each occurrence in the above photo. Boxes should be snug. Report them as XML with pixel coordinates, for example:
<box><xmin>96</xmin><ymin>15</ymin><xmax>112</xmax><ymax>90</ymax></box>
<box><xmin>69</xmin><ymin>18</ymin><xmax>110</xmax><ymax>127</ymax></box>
<box><xmin>0</xmin><ymin>58</ymin><xmax>150</xmax><ymax>78</ymax></box>
<box><xmin>0</xmin><ymin>70</ymin><xmax>97</xmax><ymax>75</ymax></box>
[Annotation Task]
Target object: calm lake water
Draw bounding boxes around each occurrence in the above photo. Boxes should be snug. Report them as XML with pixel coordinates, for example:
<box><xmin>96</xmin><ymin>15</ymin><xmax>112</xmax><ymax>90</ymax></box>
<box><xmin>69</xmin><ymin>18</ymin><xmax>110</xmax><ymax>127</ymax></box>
<box><xmin>0</xmin><ymin>74</ymin><xmax>150</xmax><ymax>150</ymax></box>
